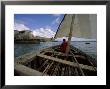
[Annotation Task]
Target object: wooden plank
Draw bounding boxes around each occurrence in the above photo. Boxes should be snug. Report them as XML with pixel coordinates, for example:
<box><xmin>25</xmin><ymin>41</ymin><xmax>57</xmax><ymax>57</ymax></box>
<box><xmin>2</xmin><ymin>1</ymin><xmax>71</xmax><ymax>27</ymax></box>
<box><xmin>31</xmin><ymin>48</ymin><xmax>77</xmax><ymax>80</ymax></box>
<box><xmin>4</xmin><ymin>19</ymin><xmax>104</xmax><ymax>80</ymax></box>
<box><xmin>42</xmin><ymin>61</ymin><xmax>54</xmax><ymax>75</ymax></box>
<box><xmin>37</xmin><ymin>54</ymin><xmax>96</xmax><ymax>71</ymax></box>
<box><xmin>74</xmin><ymin>55</ymin><xmax>86</xmax><ymax>59</ymax></box>
<box><xmin>68</xmin><ymin>66</ymin><xmax>71</xmax><ymax>75</ymax></box>
<box><xmin>38</xmin><ymin>60</ymin><xmax>49</xmax><ymax>70</ymax></box>
<box><xmin>64</xmin><ymin>66</ymin><xmax>68</xmax><ymax>75</ymax></box>
<box><xmin>70</xmin><ymin>51</ymin><xmax>85</xmax><ymax>76</ymax></box>
<box><xmin>43</xmin><ymin>50</ymin><xmax>73</xmax><ymax>57</ymax></box>
<box><xmin>52</xmin><ymin>63</ymin><xmax>59</xmax><ymax>76</ymax></box>
<box><xmin>61</xmin><ymin>68</ymin><xmax>65</xmax><ymax>76</ymax></box>
<box><xmin>15</xmin><ymin>51</ymin><xmax>38</xmax><ymax>63</ymax></box>
<box><xmin>14</xmin><ymin>64</ymin><xmax>48</xmax><ymax>76</ymax></box>
<box><xmin>74</xmin><ymin>68</ymin><xmax>79</xmax><ymax>76</ymax></box>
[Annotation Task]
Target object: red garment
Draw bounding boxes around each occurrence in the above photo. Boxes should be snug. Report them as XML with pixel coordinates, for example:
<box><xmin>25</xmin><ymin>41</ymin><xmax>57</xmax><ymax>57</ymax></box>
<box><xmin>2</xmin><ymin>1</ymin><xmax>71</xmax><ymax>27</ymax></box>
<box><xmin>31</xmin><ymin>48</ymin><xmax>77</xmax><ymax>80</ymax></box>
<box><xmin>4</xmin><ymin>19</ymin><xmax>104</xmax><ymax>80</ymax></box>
<box><xmin>60</xmin><ymin>41</ymin><xmax>68</xmax><ymax>53</ymax></box>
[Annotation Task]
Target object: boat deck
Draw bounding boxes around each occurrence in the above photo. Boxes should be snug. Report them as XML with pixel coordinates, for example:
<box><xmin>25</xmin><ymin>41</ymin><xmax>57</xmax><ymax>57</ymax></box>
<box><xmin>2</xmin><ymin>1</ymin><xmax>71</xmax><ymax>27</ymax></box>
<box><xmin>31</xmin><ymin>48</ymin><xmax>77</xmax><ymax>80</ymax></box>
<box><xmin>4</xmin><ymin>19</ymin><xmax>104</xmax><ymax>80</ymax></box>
<box><xmin>14</xmin><ymin>45</ymin><xmax>97</xmax><ymax>76</ymax></box>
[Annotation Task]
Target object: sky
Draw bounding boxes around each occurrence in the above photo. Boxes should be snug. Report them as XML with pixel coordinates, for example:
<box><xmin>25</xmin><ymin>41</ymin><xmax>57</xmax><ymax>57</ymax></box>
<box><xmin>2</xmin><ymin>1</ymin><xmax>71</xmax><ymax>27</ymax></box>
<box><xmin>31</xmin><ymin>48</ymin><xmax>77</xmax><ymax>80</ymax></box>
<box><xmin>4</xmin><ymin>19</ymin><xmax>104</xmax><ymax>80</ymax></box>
<box><xmin>14</xmin><ymin>14</ymin><xmax>64</xmax><ymax>38</ymax></box>
<box><xmin>14</xmin><ymin>14</ymin><xmax>96</xmax><ymax>41</ymax></box>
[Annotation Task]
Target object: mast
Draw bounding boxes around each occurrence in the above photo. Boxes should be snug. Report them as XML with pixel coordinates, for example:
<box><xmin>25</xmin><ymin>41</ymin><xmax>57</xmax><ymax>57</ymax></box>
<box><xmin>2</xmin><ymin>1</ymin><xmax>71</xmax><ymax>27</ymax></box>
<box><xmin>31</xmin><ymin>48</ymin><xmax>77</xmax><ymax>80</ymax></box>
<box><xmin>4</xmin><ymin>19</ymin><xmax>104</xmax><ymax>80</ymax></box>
<box><xmin>65</xmin><ymin>15</ymin><xmax>85</xmax><ymax>76</ymax></box>
<box><xmin>65</xmin><ymin>15</ymin><xmax>75</xmax><ymax>54</ymax></box>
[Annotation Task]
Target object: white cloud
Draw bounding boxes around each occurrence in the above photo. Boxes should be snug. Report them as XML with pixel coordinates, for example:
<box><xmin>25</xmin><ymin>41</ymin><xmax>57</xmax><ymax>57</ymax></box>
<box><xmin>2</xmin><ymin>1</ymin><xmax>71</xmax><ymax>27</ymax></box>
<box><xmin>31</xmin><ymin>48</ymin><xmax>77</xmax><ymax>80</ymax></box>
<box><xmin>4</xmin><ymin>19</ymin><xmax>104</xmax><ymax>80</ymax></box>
<box><xmin>52</xmin><ymin>17</ymin><xmax>60</xmax><ymax>24</ymax></box>
<box><xmin>32</xmin><ymin>28</ymin><xmax>55</xmax><ymax>38</ymax></box>
<box><xmin>55</xmin><ymin>17</ymin><xmax>60</xmax><ymax>24</ymax></box>
<box><xmin>14</xmin><ymin>23</ymin><xmax>55</xmax><ymax>38</ymax></box>
<box><xmin>14</xmin><ymin>23</ymin><xmax>30</xmax><ymax>31</ymax></box>
<box><xmin>52</xmin><ymin>14</ymin><xmax>62</xmax><ymax>25</ymax></box>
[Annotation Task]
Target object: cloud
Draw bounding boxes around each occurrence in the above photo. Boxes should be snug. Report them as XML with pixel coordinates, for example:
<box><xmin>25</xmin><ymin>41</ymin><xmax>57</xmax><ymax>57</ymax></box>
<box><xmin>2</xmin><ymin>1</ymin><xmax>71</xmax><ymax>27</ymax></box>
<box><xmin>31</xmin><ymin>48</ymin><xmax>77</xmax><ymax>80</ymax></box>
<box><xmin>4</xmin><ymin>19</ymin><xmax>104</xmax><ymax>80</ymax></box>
<box><xmin>55</xmin><ymin>17</ymin><xmax>60</xmax><ymax>24</ymax></box>
<box><xmin>32</xmin><ymin>28</ymin><xmax>55</xmax><ymax>38</ymax></box>
<box><xmin>14</xmin><ymin>23</ymin><xmax>30</xmax><ymax>31</ymax></box>
<box><xmin>52</xmin><ymin>14</ymin><xmax>62</xmax><ymax>25</ymax></box>
<box><xmin>14</xmin><ymin>23</ymin><xmax>55</xmax><ymax>38</ymax></box>
<box><xmin>52</xmin><ymin>17</ymin><xmax>61</xmax><ymax>25</ymax></box>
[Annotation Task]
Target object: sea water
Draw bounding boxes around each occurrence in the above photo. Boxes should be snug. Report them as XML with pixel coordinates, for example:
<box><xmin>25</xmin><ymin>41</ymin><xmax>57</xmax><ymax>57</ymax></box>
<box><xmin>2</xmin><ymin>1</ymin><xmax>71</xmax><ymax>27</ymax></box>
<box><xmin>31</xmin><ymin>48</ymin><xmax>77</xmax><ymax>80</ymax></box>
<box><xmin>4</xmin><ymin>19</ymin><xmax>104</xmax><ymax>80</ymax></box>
<box><xmin>14</xmin><ymin>41</ymin><xmax>97</xmax><ymax>58</ymax></box>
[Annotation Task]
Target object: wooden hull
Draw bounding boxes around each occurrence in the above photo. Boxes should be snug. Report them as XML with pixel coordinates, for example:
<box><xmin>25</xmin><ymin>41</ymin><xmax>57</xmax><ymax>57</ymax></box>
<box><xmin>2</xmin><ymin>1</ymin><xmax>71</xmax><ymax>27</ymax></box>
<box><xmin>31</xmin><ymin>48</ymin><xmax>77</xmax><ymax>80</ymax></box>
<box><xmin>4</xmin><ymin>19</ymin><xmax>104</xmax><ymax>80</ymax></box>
<box><xmin>14</xmin><ymin>45</ymin><xmax>97</xmax><ymax>76</ymax></box>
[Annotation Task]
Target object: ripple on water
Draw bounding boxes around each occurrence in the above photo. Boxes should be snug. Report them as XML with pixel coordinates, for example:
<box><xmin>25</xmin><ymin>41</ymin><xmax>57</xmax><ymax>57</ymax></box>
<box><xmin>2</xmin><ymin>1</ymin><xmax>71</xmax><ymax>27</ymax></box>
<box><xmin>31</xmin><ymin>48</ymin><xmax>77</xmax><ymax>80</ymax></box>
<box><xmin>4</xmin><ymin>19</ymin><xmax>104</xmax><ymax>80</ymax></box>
<box><xmin>14</xmin><ymin>41</ymin><xmax>97</xmax><ymax>59</ymax></box>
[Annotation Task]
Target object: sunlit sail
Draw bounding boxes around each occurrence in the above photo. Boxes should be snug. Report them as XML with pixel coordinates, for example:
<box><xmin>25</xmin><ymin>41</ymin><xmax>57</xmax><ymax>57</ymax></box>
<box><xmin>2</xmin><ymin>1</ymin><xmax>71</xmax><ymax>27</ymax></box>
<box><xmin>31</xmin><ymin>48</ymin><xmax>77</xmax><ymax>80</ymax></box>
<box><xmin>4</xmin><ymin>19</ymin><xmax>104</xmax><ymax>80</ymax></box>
<box><xmin>54</xmin><ymin>14</ymin><xmax>97</xmax><ymax>39</ymax></box>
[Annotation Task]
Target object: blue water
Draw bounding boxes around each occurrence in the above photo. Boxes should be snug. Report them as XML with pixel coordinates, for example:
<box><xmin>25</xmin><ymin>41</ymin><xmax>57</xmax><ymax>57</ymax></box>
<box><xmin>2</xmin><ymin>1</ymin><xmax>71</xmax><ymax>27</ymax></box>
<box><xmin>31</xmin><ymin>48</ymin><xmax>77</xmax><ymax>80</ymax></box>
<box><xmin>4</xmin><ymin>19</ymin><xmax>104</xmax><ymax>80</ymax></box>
<box><xmin>14</xmin><ymin>41</ymin><xmax>97</xmax><ymax>58</ymax></box>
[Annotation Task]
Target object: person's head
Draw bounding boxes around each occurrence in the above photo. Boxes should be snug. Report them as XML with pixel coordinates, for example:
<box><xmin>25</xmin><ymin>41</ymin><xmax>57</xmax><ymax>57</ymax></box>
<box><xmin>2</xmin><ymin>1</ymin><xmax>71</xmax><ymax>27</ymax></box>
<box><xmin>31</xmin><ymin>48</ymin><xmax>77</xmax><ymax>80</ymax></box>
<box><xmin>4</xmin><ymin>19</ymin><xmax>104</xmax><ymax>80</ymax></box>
<box><xmin>63</xmin><ymin>39</ymin><xmax>66</xmax><ymax>42</ymax></box>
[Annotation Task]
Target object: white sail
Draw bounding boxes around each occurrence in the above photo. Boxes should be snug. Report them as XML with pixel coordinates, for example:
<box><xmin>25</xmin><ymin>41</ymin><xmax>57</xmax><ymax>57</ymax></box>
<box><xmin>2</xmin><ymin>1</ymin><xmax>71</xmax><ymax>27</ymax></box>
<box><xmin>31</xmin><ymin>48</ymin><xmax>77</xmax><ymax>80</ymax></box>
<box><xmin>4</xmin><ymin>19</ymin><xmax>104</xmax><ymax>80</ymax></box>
<box><xmin>54</xmin><ymin>14</ymin><xmax>97</xmax><ymax>39</ymax></box>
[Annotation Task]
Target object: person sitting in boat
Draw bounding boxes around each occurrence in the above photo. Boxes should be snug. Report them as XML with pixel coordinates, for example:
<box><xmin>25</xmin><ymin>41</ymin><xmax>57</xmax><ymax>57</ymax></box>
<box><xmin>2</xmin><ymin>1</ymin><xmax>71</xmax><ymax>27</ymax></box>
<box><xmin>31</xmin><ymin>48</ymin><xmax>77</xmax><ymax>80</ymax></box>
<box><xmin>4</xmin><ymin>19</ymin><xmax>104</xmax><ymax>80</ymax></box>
<box><xmin>59</xmin><ymin>39</ymin><xmax>68</xmax><ymax>53</ymax></box>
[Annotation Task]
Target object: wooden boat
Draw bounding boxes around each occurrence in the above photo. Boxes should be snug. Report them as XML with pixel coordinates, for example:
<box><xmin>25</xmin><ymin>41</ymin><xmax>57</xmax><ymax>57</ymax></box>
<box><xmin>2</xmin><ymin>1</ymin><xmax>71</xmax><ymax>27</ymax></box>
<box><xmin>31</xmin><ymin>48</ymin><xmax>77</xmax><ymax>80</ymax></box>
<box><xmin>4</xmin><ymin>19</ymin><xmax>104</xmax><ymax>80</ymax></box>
<box><xmin>14</xmin><ymin>45</ymin><xmax>97</xmax><ymax>76</ymax></box>
<box><xmin>14</xmin><ymin>14</ymin><xmax>97</xmax><ymax>76</ymax></box>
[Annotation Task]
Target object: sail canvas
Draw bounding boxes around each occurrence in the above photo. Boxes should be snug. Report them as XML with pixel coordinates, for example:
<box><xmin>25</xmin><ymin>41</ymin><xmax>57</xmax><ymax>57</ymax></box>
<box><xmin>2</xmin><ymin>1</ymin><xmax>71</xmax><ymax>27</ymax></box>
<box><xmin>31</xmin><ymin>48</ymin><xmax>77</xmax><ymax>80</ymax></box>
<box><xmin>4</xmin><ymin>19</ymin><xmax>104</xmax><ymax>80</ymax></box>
<box><xmin>54</xmin><ymin>14</ymin><xmax>97</xmax><ymax>39</ymax></box>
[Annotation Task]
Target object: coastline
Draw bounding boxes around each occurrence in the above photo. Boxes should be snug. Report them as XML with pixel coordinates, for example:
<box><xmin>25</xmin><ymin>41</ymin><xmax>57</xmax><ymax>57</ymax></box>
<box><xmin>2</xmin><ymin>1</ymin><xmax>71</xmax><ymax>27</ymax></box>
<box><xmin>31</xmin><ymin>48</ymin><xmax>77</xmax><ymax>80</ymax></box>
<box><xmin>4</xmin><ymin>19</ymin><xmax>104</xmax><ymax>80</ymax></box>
<box><xmin>14</xmin><ymin>40</ymin><xmax>40</xmax><ymax>44</ymax></box>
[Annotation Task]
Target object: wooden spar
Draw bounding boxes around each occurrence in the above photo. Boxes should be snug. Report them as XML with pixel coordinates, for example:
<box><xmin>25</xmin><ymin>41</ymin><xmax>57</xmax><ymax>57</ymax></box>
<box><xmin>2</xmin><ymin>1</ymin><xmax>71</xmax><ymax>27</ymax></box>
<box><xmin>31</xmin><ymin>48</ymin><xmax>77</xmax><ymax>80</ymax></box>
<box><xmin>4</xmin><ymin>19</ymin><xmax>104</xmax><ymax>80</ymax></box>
<box><xmin>38</xmin><ymin>60</ymin><xmax>49</xmax><ymax>71</ymax></box>
<box><xmin>38</xmin><ymin>47</ymin><xmax>56</xmax><ymax>71</ymax></box>
<box><xmin>61</xmin><ymin>68</ymin><xmax>65</xmax><ymax>76</ymax></box>
<box><xmin>64</xmin><ymin>14</ymin><xmax>84</xmax><ymax>76</ymax></box>
<box><xmin>70</xmin><ymin>51</ymin><xmax>85</xmax><ymax>76</ymax></box>
<box><xmin>50</xmin><ymin>63</ymin><xmax>56</xmax><ymax>75</ymax></box>
<box><xmin>74</xmin><ymin>68</ymin><xmax>79</xmax><ymax>76</ymax></box>
<box><xmin>65</xmin><ymin>15</ymin><xmax>75</xmax><ymax>55</ymax></box>
<box><xmin>43</xmin><ymin>50</ymin><xmax>73</xmax><ymax>57</ymax></box>
<box><xmin>14</xmin><ymin>64</ymin><xmax>48</xmax><ymax>76</ymax></box>
<box><xmin>52</xmin><ymin>63</ymin><xmax>59</xmax><ymax>75</ymax></box>
<box><xmin>42</xmin><ymin>61</ymin><xmax>54</xmax><ymax>75</ymax></box>
<box><xmin>42</xmin><ymin>47</ymin><xmax>59</xmax><ymax>75</ymax></box>
<box><xmin>37</xmin><ymin>54</ymin><xmax>96</xmax><ymax>71</ymax></box>
<box><xmin>68</xmin><ymin>66</ymin><xmax>71</xmax><ymax>75</ymax></box>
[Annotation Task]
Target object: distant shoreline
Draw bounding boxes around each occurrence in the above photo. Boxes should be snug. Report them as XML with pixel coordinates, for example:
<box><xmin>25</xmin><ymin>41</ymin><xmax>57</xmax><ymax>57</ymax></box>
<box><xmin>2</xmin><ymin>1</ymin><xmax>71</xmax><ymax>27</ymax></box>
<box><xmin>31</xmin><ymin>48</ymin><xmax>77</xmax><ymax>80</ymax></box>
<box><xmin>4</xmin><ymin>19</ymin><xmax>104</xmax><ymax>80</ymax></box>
<box><xmin>14</xmin><ymin>40</ymin><xmax>40</xmax><ymax>44</ymax></box>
